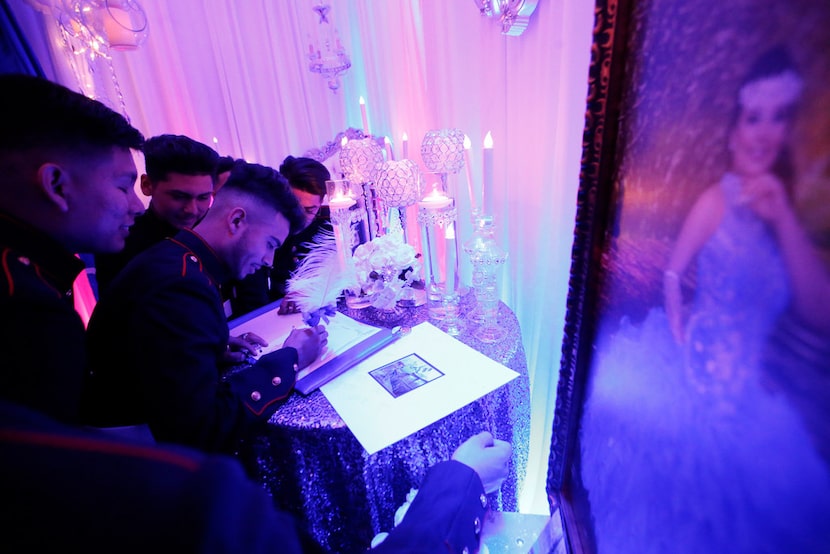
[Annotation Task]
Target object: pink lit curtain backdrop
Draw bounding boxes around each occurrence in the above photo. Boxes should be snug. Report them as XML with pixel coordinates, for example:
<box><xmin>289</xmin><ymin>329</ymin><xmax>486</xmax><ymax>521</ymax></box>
<box><xmin>12</xmin><ymin>0</ymin><xmax>594</xmax><ymax>514</ymax></box>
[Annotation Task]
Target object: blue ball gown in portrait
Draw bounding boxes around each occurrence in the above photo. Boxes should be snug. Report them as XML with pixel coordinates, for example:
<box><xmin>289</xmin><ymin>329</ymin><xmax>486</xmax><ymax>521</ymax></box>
<box><xmin>579</xmin><ymin>173</ymin><xmax>830</xmax><ymax>553</ymax></box>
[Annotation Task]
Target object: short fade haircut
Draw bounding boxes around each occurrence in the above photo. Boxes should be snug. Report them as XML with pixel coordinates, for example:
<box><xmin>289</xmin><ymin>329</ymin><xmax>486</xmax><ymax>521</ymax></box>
<box><xmin>144</xmin><ymin>134</ymin><xmax>220</xmax><ymax>183</ymax></box>
<box><xmin>218</xmin><ymin>160</ymin><xmax>306</xmax><ymax>234</ymax></box>
<box><xmin>0</xmin><ymin>73</ymin><xmax>144</xmax><ymax>163</ymax></box>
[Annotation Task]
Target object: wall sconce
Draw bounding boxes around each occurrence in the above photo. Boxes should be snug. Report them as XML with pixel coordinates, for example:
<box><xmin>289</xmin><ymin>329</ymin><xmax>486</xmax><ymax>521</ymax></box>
<box><xmin>472</xmin><ymin>0</ymin><xmax>539</xmax><ymax>36</ymax></box>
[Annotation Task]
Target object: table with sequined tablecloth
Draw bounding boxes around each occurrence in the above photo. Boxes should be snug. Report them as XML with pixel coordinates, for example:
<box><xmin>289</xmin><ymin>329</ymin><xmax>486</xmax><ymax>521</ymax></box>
<box><xmin>238</xmin><ymin>292</ymin><xmax>530</xmax><ymax>554</ymax></box>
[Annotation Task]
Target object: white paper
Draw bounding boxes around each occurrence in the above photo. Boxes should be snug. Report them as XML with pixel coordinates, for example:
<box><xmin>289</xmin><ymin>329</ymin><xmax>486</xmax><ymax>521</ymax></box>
<box><xmin>228</xmin><ymin>307</ymin><xmax>382</xmax><ymax>380</ymax></box>
<box><xmin>321</xmin><ymin>322</ymin><xmax>519</xmax><ymax>454</ymax></box>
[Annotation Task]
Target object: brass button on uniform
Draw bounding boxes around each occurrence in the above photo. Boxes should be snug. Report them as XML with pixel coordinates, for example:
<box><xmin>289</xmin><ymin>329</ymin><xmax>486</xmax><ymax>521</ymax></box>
<box><xmin>189</xmin><ymin>255</ymin><xmax>198</xmax><ymax>262</ymax></box>
<box><xmin>479</xmin><ymin>494</ymin><xmax>487</xmax><ymax>509</ymax></box>
<box><xmin>272</xmin><ymin>376</ymin><xmax>282</xmax><ymax>386</ymax></box>
<box><xmin>462</xmin><ymin>548</ymin><xmax>470</xmax><ymax>554</ymax></box>
<box><xmin>293</xmin><ymin>363</ymin><xmax>299</xmax><ymax>372</ymax></box>
<box><xmin>473</xmin><ymin>517</ymin><xmax>481</xmax><ymax>535</ymax></box>
<box><xmin>250</xmin><ymin>391</ymin><xmax>261</xmax><ymax>401</ymax></box>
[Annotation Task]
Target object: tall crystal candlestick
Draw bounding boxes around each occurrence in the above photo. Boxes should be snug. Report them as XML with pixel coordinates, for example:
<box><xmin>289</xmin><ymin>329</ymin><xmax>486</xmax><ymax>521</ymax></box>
<box><xmin>401</xmin><ymin>132</ymin><xmax>409</xmax><ymax>159</ymax></box>
<box><xmin>326</xmin><ymin>184</ymin><xmax>356</xmax><ymax>274</ymax></box>
<box><xmin>383</xmin><ymin>136</ymin><xmax>394</xmax><ymax>161</ymax></box>
<box><xmin>463</xmin><ymin>214</ymin><xmax>508</xmax><ymax>343</ymax></box>
<box><xmin>482</xmin><ymin>131</ymin><xmax>494</xmax><ymax>215</ymax></box>
<box><xmin>359</xmin><ymin>96</ymin><xmax>370</xmax><ymax>135</ymax></box>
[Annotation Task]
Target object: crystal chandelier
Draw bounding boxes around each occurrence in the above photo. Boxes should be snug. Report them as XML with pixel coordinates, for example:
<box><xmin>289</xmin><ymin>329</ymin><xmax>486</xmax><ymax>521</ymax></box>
<box><xmin>28</xmin><ymin>0</ymin><xmax>149</xmax><ymax>59</ymax></box>
<box><xmin>24</xmin><ymin>0</ymin><xmax>148</xmax><ymax>118</ymax></box>
<box><xmin>307</xmin><ymin>2</ymin><xmax>351</xmax><ymax>93</ymax></box>
<box><xmin>472</xmin><ymin>0</ymin><xmax>539</xmax><ymax>36</ymax></box>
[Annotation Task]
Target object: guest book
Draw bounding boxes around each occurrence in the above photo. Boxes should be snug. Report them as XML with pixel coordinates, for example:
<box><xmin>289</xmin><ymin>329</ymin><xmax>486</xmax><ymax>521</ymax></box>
<box><xmin>227</xmin><ymin>302</ymin><xmax>385</xmax><ymax>387</ymax></box>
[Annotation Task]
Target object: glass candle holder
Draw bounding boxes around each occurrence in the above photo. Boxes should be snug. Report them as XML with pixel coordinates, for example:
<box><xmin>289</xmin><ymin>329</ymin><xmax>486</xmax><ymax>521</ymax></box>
<box><xmin>325</xmin><ymin>179</ymin><xmax>369</xmax><ymax>293</ymax></box>
<box><xmin>462</xmin><ymin>214</ymin><xmax>508</xmax><ymax>343</ymax></box>
<box><xmin>417</xmin><ymin>188</ymin><xmax>464</xmax><ymax>336</ymax></box>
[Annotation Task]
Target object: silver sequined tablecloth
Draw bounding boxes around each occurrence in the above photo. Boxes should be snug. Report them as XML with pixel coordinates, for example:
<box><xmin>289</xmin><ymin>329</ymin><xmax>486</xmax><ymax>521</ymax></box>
<box><xmin>239</xmin><ymin>293</ymin><xmax>530</xmax><ymax>553</ymax></box>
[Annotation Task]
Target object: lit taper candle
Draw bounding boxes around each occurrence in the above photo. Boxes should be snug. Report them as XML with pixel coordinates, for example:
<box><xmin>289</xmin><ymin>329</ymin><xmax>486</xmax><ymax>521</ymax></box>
<box><xmin>482</xmin><ymin>131</ymin><xmax>494</xmax><ymax>215</ymax></box>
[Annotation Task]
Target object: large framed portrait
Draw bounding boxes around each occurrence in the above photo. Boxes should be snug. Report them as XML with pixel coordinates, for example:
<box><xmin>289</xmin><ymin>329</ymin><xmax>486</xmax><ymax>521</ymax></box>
<box><xmin>547</xmin><ymin>0</ymin><xmax>830</xmax><ymax>552</ymax></box>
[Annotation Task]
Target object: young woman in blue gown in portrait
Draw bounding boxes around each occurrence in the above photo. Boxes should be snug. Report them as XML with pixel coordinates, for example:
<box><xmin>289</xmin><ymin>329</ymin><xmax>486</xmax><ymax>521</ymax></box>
<box><xmin>580</xmin><ymin>45</ymin><xmax>830</xmax><ymax>554</ymax></box>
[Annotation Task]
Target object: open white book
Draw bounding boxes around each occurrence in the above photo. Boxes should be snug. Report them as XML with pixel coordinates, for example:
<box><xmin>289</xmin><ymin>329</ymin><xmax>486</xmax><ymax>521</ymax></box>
<box><xmin>228</xmin><ymin>302</ymin><xmax>384</xmax><ymax>386</ymax></box>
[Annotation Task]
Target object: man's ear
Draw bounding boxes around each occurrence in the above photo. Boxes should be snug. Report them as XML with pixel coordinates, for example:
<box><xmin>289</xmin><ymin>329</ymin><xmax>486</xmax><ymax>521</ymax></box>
<box><xmin>36</xmin><ymin>163</ymin><xmax>70</xmax><ymax>212</ymax></box>
<box><xmin>227</xmin><ymin>207</ymin><xmax>247</xmax><ymax>235</ymax></box>
<box><xmin>139</xmin><ymin>175</ymin><xmax>154</xmax><ymax>197</ymax></box>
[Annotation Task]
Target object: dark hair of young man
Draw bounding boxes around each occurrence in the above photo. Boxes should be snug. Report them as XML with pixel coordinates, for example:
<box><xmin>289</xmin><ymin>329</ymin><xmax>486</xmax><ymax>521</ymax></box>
<box><xmin>0</xmin><ymin>73</ymin><xmax>144</xmax><ymax>167</ymax></box>
<box><xmin>278</xmin><ymin>155</ymin><xmax>330</xmax><ymax>198</ymax></box>
<box><xmin>143</xmin><ymin>134</ymin><xmax>219</xmax><ymax>182</ymax></box>
<box><xmin>217</xmin><ymin>160</ymin><xmax>307</xmax><ymax>235</ymax></box>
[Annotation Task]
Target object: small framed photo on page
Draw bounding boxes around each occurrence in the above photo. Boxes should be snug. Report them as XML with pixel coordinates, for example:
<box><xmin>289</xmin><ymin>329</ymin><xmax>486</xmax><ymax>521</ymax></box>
<box><xmin>369</xmin><ymin>353</ymin><xmax>444</xmax><ymax>398</ymax></box>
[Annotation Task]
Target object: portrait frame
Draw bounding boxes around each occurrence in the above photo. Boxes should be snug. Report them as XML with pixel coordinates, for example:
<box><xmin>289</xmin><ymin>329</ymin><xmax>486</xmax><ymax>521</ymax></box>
<box><xmin>547</xmin><ymin>0</ymin><xmax>830</xmax><ymax>553</ymax></box>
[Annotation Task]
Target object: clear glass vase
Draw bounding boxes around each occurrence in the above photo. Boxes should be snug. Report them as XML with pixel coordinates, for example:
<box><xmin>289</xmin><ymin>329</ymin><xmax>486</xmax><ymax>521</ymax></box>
<box><xmin>463</xmin><ymin>214</ymin><xmax>508</xmax><ymax>343</ymax></box>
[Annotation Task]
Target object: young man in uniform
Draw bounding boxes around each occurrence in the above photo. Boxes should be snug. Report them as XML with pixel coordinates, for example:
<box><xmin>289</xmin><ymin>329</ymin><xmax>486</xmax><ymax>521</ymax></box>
<box><xmin>83</xmin><ymin>161</ymin><xmax>328</xmax><ymax>454</ymax></box>
<box><xmin>93</xmin><ymin>133</ymin><xmax>219</xmax><ymax>296</ymax></box>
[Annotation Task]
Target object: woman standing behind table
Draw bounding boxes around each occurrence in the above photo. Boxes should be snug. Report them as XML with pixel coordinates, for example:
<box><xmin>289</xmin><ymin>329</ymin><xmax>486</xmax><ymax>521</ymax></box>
<box><xmin>229</xmin><ymin>156</ymin><xmax>332</xmax><ymax>318</ymax></box>
<box><xmin>580</xmin><ymin>45</ymin><xmax>830</xmax><ymax>554</ymax></box>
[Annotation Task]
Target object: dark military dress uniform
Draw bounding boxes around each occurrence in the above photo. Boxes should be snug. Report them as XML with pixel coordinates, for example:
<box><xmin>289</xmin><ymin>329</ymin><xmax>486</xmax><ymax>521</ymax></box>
<box><xmin>0</xmin><ymin>212</ymin><xmax>87</xmax><ymax>424</ymax></box>
<box><xmin>93</xmin><ymin>206</ymin><xmax>179</xmax><ymax>298</ymax></box>
<box><xmin>82</xmin><ymin>229</ymin><xmax>298</xmax><ymax>454</ymax></box>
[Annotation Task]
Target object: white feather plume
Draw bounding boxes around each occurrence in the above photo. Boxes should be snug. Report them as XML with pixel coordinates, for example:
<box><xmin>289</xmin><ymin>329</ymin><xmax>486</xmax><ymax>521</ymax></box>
<box><xmin>286</xmin><ymin>227</ymin><xmax>357</xmax><ymax>320</ymax></box>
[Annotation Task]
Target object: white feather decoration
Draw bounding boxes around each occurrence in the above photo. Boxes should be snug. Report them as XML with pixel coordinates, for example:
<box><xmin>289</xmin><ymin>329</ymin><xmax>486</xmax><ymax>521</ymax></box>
<box><xmin>286</xmin><ymin>227</ymin><xmax>357</xmax><ymax>324</ymax></box>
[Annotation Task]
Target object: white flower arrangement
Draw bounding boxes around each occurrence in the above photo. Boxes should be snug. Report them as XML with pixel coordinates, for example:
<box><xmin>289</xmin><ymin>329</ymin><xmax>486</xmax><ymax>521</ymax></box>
<box><xmin>350</xmin><ymin>232</ymin><xmax>422</xmax><ymax>310</ymax></box>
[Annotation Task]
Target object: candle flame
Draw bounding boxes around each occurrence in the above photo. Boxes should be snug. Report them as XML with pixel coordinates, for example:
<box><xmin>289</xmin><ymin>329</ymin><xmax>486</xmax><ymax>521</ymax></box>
<box><xmin>359</xmin><ymin>96</ymin><xmax>366</xmax><ymax>105</ymax></box>
<box><xmin>484</xmin><ymin>131</ymin><xmax>494</xmax><ymax>149</ymax></box>
<box><xmin>402</xmin><ymin>132</ymin><xmax>408</xmax><ymax>141</ymax></box>
<box><xmin>384</xmin><ymin>136</ymin><xmax>391</xmax><ymax>145</ymax></box>
<box><xmin>464</xmin><ymin>134</ymin><xmax>472</xmax><ymax>149</ymax></box>
<box><xmin>341</xmin><ymin>136</ymin><xmax>348</xmax><ymax>146</ymax></box>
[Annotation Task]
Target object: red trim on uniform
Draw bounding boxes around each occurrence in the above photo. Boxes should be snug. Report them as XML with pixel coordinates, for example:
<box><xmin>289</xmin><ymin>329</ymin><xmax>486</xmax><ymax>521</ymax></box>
<box><xmin>178</xmin><ymin>229</ymin><xmax>223</xmax><ymax>260</ymax></box>
<box><xmin>1</xmin><ymin>248</ymin><xmax>13</xmax><ymax>296</ymax></box>
<box><xmin>243</xmin><ymin>390</ymin><xmax>292</xmax><ymax>416</ymax></box>
<box><xmin>168</xmin><ymin>237</ymin><xmax>204</xmax><ymax>278</ymax></box>
<box><xmin>34</xmin><ymin>265</ymin><xmax>62</xmax><ymax>298</ymax></box>
<box><xmin>0</xmin><ymin>428</ymin><xmax>201</xmax><ymax>471</ymax></box>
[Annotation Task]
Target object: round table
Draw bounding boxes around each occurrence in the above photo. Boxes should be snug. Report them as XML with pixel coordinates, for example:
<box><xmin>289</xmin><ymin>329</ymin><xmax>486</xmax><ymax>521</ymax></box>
<box><xmin>239</xmin><ymin>292</ymin><xmax>530</xmax><ymax>553</ymax></box>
